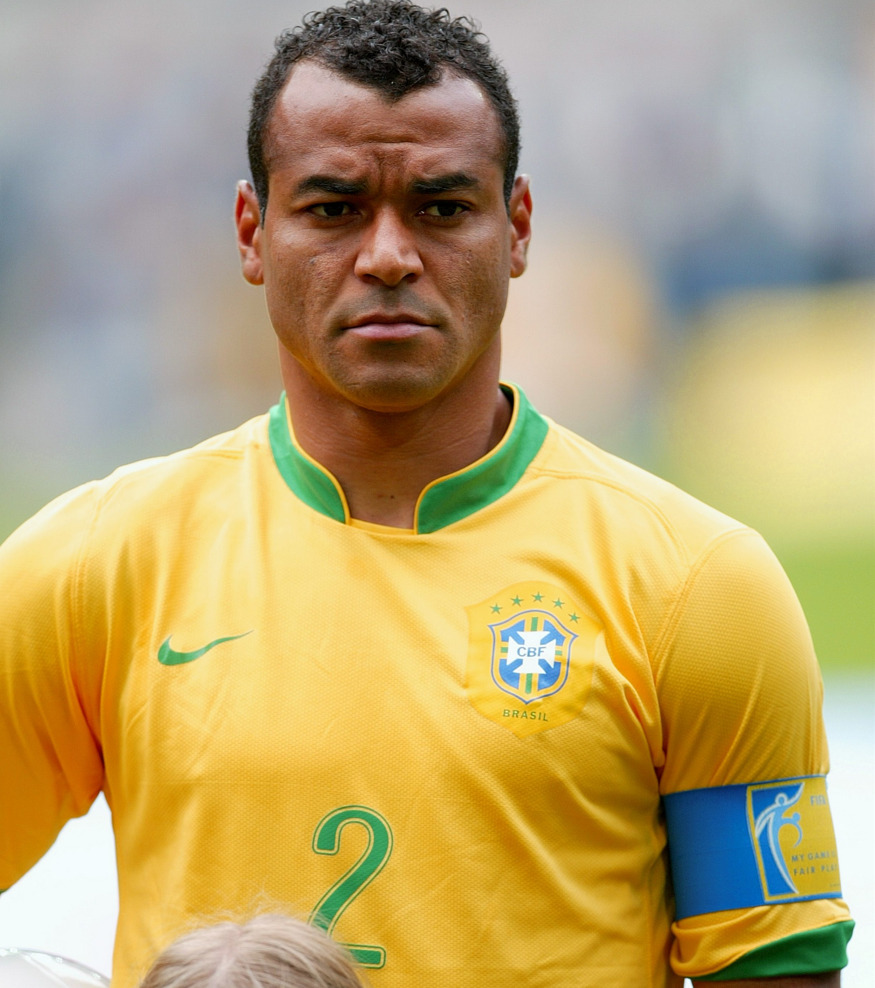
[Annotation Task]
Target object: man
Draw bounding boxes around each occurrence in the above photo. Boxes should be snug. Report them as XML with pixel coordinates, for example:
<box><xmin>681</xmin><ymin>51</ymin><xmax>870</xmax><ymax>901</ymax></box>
<box><xmin>0</xmin><ymin>2</ymin><xmax>853</xmax><ymax>986</ymax></box>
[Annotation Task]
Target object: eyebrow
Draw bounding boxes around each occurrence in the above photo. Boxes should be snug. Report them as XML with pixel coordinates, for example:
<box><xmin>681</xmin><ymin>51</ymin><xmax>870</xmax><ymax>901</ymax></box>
<box><xmin>411</xmin><ymin>172</ymin><xmax>480</xmax><ymax>195</ymax></box>
<box><xmin>294</xmin><ymin>175</ymin><xmax>369</xmax><ymax>197</ymax></box>
<box><xmin>294</xmin><ymin>172</ymin><xmax>481</xmax><ymax>198</ymax></box>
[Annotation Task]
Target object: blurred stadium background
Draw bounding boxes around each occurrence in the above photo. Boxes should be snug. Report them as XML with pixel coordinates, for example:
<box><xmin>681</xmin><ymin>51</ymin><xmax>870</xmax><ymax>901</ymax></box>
<box><xmin>1</xmin><ymin>0</ymin><xmax>872</xmax><ymax>982</ymax></box>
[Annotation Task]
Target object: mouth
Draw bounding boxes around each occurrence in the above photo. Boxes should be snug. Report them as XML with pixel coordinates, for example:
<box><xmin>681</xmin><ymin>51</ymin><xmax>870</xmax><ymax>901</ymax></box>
<box><xmin>343</xmin><ymin>314</ymin><xmax>436</xmax><ymax>340</ymax></box>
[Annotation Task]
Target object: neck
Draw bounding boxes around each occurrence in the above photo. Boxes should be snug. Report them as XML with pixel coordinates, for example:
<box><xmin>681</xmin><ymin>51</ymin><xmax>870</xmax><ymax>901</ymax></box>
<box><xmin>281</xmin><ymin>363</ymin><xmax>512</xmax><ymax>529</ymax></box>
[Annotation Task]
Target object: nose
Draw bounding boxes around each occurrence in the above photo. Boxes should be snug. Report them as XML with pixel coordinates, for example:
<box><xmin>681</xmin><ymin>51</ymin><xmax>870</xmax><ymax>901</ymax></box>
<box><xmin>354</xmin><ymin>208</ymin><xmax>424</xmax><ymax>287</ymax></box>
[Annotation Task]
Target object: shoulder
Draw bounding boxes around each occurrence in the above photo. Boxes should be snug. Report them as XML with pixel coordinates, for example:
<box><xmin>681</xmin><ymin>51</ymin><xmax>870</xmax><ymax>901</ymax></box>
<box><xmin>530</xmin><ymin>417</ymin><xmax>772</xmax><ymax>599</ymax></box>
<box><xmin>89</xmin><ymin>410</ymin><xmax>270</xmax><ymax>511</ymax></box>
<box><xmin>527</xmin><ymin>419</ymin><xmax>810</xmax><ymax>697</ymax></box>
<box><xmin>0</xmin><ymin>411</ymin><xmax>271</xmax><ymax>570</ymax></box>
<box><xmin>538</xmin><ymin>417</ymin><xmax>748</xmax><ymax>544</ymax></box>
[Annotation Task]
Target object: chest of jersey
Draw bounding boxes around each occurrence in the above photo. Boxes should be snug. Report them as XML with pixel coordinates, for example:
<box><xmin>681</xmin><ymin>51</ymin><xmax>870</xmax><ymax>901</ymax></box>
<box><xmin>97</xmin><ymin>479</ymin><xmax>673</xmax><ymax>986</ymax></box>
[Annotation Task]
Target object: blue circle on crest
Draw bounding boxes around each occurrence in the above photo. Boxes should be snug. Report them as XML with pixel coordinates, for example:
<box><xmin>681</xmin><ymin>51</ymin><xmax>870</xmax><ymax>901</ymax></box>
<box><xmin>489</xmin><ymin>609</ymin><xmax>577</xmax><ymax>704</ymax></box>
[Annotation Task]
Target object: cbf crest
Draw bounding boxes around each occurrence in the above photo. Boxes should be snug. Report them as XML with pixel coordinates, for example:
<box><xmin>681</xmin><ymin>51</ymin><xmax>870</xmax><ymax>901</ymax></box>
<box><xmin>491</xmin><ymin>611</ymin><xmax>574</xmax><ymax>703</ymax></box>
<box><xmin>466</xmin><ymin>581</ymin><xmax>600</xmax><ymax>737</ymax></box>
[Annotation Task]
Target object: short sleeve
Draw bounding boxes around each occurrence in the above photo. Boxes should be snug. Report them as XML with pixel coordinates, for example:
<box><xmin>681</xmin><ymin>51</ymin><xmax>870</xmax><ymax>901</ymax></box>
<box><xmin>0</xmin><ymin>485</ymin><xmax>106</xmax><ymax>890</ymax></box>
<box><xmin>653</xmin><ymin>528</ymin><xmax>852</xmax><ymax>978</ymax></box>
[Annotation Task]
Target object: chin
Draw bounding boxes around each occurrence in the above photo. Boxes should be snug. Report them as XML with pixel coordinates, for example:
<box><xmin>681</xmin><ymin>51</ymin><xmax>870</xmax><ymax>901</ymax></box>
<box><xmin>342</xmin><ymin>373</ymin><xmax>452</xmax><ymax>414</ymax></box>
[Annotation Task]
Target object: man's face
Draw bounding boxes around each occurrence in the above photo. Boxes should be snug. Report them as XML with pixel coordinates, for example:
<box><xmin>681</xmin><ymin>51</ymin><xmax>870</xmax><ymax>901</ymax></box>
<box><xmin>236</xmin><ymin>61</ymin><xmax>531</xmax><ymax>414</ymax></box>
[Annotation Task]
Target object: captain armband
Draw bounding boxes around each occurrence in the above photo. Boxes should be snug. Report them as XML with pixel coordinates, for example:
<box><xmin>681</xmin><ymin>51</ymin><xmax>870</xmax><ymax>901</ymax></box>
<box><xmin>664</xmin><ymin>776</ymin><xmax>843</xmax><ymax>919</ymax></box>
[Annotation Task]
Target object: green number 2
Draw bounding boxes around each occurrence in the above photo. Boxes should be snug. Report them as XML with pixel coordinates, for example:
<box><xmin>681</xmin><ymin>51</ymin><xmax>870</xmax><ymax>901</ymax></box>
<box><xmin>309</xmin><ymin>805</ymin><xmax>394</xmax><ymax>968</ymax></box>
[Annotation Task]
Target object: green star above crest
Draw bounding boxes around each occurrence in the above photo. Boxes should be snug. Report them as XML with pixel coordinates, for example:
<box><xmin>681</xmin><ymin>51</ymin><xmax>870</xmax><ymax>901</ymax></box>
<box><xmin>511</xmin><ymin>595</ymin><xmax>523</xmax><ymax>606</ymax></box>
<box><xmin>553</xmin><ymin>598</ymin><xmax>564</xmax><ymax>608</ymax></box>
<box><xmin>532</xmin><ymin>592</ymin><xmax>544</xmax><ymax>602</ymax></box>
<box><xmin>491</xmin><ymin>603</ymin><xmax>502</xmax><ymax>614</ymax></box>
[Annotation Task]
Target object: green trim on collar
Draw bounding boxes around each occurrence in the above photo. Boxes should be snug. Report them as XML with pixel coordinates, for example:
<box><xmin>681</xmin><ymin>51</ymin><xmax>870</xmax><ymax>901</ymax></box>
<box><xmin>415</xmin><ymin>384</ymin><xmax>548</xmax><ymax>533</ymax></box>
<box><xmin>268</xmin><ymin>400</ymin><xmax>348</xmax><ymax>523</ymax></box>
<box><xmin>694</xmin><ymin>921</ymin><xmax>854</xmax><ymax>980</ymax></box>
<box><xmin>267</xmin><ymin>384</ymin><xmax>549</xmax><ymax>532</ymax></box>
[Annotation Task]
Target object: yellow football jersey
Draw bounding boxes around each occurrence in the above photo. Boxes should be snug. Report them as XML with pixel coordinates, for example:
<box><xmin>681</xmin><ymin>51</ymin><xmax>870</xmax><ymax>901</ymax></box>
<box><xmin>0</xmin><ymin>385</ymin><xmax>852</xmax><ymax>986</ymax></box>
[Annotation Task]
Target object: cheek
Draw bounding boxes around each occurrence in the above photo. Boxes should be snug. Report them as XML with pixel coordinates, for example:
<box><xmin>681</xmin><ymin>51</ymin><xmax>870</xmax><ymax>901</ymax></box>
<box><xmin>451</xmin><ymin>248</ymin><xmax>511</xmax><ymax>327</ymax></box>
<box><xmin>263</xmin><ymin>251</ymin><xmax>335</xmax><ymax>329</ymax></box>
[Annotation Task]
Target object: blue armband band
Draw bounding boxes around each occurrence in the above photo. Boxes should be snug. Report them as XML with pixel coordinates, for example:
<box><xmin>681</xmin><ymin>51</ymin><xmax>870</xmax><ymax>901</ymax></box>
<box><xmin>664</xmin><ymin>776</ymin><xmax>842</xmax><ymax>919</ymax></box>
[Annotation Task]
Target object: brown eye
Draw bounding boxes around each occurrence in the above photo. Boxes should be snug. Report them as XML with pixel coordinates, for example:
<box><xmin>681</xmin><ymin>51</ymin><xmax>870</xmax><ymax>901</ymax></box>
<box><xmin>311</xmin><ymin>202</ymin><xmax>353</xmax><ymax>218</ymax></box>
<box><xmin>422</xmin><ymin>202</ymin><xmax>467</xmax><ymax>218</ymax></box>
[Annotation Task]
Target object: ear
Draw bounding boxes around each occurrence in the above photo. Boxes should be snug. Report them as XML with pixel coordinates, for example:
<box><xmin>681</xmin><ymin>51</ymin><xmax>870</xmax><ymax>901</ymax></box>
<box><xmin>508</xmin><ymin>174</ymin><xmax>532</xmax><ymax>279</ymax></box>
<box><xmin>235</xmin><ymin>180</ymin><xmax>264</xmax><ymax>286</ymax></box>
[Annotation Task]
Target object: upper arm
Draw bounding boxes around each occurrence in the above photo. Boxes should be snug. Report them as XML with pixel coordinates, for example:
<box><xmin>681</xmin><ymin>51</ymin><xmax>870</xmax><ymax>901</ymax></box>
<box><xmin>656</xmin><ymin>529</ymin><xmax>826</xmax><ymax>792</ymax></box>
<box><xmin>653</xmin><ymin>530</ymin><xmax>852</xmax><ymax>980</ymax></box>
<box><xmin>0</xmin><ymin>487</ymin><xmax>105</xmax><ymax>889</ymax></box>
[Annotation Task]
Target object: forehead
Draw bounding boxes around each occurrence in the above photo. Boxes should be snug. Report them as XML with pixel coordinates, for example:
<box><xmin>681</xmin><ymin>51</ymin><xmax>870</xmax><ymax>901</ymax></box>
<box><xmin>265</xmin><ymin>61</ymin><xmax>505</xmax><ymax>180</ymax></box>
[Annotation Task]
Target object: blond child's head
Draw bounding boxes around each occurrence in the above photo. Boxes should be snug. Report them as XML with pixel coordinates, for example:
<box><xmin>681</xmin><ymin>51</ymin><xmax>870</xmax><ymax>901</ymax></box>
<box><xmin>139</xmin><ymin>915</ymin><xmax>364</xmax><ymax>988</ymax></box>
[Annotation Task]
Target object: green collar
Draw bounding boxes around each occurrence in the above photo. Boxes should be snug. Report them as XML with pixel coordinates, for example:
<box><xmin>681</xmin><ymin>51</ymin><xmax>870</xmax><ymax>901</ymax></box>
<box><xmin>267</xmin><ymin>383</ymin><xmax>549</xmax><ymax>534</ymax></box>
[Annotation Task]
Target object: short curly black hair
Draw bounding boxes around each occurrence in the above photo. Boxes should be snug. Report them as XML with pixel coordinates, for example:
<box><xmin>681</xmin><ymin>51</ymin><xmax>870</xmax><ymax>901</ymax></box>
<box><xmin>247</xmin><ymin>0</ymin><xmax>520</xmax><ymax>216</ymax></box>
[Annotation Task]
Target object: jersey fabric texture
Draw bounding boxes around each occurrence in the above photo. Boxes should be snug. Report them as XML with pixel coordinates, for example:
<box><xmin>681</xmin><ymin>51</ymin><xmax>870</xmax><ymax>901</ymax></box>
<box><xmin>0</xmin><ymin>385</ymin><xmax>852</xmax><ymax>987</ymax></box>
